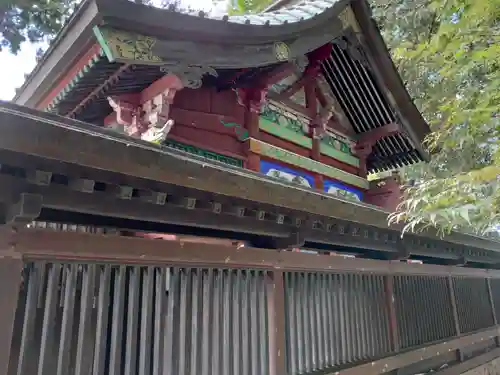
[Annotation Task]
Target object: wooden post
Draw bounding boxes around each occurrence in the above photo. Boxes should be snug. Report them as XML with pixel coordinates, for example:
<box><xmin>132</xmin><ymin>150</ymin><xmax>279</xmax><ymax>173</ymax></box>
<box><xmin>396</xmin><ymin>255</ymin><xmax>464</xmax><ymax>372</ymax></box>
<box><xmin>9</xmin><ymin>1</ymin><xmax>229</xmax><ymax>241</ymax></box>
<box><xmin>267</xmin><ymin>270</ymin><xmax>287</xmax><ymax>375</ymax></box>
<box><xmin>384</xmin><ymin>275</ymin><xmax>400</xmax><ymax>352</ymax></box>
<box><xmin>0</xmin><ymin>254</ymin><xmax>23</xmax><ymax>375</ymax></box>
<box><xmin>305</xmin><ymin>78</ymin><xmax>324</xmax><ymax>191</ymax></box>
<box><xmin>245</xmin><ymin>108</ymin><xmax>261</xmax><ymax>172</ymax></box>
<box><xmin>313</xmin><ymin>170</ymin><xmax>324</xmax><ymax>191</ymax></box>
<box><xmin>237</xmin><ymin>88</ymin><xmax>263</xmax><ymax>172</ymax></box>
<box><xmin>448</xmin><ymin>276</ymin><xmax>461</xmax><ymax>336</ymax></box>
<box><xmin>305</xmin><ymin>78</ymin><xmax>318</xmax><ymax>157</ymax></box>
<box><xmin>486</xmin><ymin>278</ymin><xmax>500</xmax><ymax>347</ymax></box>
<box><xmin>447</xmin><ymin>276</ymin><xmax>464</xmax><ymax>361</ymax></box>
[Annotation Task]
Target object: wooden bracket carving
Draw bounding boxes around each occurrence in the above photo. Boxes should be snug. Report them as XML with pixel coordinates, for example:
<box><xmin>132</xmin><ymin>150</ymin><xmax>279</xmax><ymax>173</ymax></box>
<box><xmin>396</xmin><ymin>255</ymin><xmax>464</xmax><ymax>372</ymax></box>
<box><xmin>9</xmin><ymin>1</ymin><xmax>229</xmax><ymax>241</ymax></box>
<box><xmin>354</xmin><ymin>122</ymin><xmax>402</xmax><ymax>175</ymax></box>
<box><xmin>248</xmin><ymin>229</ymin><xmax>305</xmax><ymax>250</ymax></box>
<box><xmin>357</xmin><ymin>122</ymin><xmax>401</xmax><ymax>146</ymax></box>
<box><xmin>1</xmin><ymin>193</ymin><xmax>43</xmax><ymax>225</ymax></box>
<box><xmin>305</xmin><ymin>43</ymin><xmax>333</xmax><ymax>76</ymax></box>
<box><xmin>308</xmin><ymin>103</ymin><xmax>335</xmax><ymax>139</ymax></box>
<box><xmin>141</xmin><ymin>88</ymin><xmax>179</xmax><ymax>143</ymax></box>
<box><xmin>334</xmin><ymin>31</ymin><xmax>369</xmax><ymax>68</ymax></box>
<box><xmin>388</xmin><ymin>243</ymin><xmax>410</xmax><ymax>261</ymax></box>
<box><xmin>107</xmin><ymin>79</ymin><xmax>183</xmax><ymax>143</ymax></box>
<box><xmin>107</xmin><ymin>96</ymin><xmax>139</xmax><ymax>130</ymax></box>
<box><xmin>352</xmin><ymin>142</ymin><xmax>373</xmax><ymax>176</ymax></box>
<box><xmin>236</xmin><ymin>87</ymin><xmax>268</xmax><ymax>113</ymax></box>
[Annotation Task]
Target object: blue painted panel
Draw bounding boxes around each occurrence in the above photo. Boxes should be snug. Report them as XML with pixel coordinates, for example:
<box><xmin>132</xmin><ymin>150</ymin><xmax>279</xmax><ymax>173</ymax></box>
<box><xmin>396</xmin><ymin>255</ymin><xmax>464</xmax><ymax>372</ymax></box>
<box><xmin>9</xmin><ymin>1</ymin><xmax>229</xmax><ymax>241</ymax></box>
<box><xmin>323</xmin><ymin>178</ymin><xmax>363</xmax><ymax>202</ymax></box>
<box><xmin>260</xmin><ymin>160</ymin><xmax>315</xmax><ymax>188</ymax></box>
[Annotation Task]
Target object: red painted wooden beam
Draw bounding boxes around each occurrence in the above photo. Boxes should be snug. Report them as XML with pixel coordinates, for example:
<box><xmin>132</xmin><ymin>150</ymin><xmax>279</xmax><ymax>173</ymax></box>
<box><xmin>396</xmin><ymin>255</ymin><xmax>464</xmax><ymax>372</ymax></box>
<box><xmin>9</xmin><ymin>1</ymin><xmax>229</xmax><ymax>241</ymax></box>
<box><xmin>274</xmin><ymin>73</ymin><xmax>312</xmax><ymax>101</ymax></box>
<box><xmin>306</xmin><ymin>43</ymin><xmax>333</xmax><ymax>74</ymax></box>
<box><xmin>66</xmin><ymin>64</ymin><xmax>131</xmax><ymax>118</ymax></box>
<box><xmin>259</xmin><ymin>62</ymin><xmax>296</xmax><ymax>87</ymax></box>
<box><xmin>36</xmin><ymin>44</ymin><xmax>102</xmax><ymax>110</ymax></box>
<box><xmin>357</xmin><ymin>122</ymin><xmax>401</xmax><ymax>145</ymax></box>
<box><xmin>139</xmin><ymin>74</ymin><xmax>183</xmax><ymax>104</ymax></box>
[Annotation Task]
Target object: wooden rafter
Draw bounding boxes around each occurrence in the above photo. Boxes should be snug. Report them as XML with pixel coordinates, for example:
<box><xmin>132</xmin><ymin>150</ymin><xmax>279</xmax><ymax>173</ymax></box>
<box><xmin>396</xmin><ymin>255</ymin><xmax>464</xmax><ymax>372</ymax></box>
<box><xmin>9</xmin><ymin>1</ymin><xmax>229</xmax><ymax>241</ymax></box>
<box><xmin>65</xmin><ymin>64</ymin><xmax>131</xmax><ymax>118</ymax></box>
<box><xmin>314</xmin><ymin>79</ymin><xmax>355</xmax><ymax>137</ymax></box>
<box><xmin>36</xmin><ymin>44</ymin><xmax>103</xmax><ymax>110</ymax></box>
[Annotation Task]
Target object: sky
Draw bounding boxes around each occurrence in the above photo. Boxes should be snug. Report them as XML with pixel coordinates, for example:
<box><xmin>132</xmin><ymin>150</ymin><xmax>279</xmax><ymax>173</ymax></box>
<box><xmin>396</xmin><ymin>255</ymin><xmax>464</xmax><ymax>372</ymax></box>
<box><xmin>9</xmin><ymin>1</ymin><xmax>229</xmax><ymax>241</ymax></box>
<box><xmin>0</xmin><ymin>42</ymin><xmax>40</xmax><ymax>101</ymax></box>
<box><xmin>0</xmin><ymin>0</ymin><xmax>226</xmax><ymax>101</ymax></box>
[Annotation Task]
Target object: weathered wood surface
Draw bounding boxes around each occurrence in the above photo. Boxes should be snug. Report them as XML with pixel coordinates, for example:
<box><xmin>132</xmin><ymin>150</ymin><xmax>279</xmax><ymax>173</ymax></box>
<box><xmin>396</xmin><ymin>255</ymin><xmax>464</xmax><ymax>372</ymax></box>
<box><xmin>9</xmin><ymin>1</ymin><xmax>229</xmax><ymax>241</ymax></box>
<box><xmin>0</xmin><ymin>102</ymin><xmax>498</xmax><ymax>253</ymax></box>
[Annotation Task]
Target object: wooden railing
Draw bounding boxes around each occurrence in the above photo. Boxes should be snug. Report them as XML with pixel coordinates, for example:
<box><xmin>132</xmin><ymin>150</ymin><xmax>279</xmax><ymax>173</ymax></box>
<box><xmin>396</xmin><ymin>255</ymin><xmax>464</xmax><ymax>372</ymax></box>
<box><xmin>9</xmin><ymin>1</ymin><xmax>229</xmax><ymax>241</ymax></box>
<box><xmin>2</xmin><ymin>228</ymin><xmax>500</xmax><ymax>375</ymax></box>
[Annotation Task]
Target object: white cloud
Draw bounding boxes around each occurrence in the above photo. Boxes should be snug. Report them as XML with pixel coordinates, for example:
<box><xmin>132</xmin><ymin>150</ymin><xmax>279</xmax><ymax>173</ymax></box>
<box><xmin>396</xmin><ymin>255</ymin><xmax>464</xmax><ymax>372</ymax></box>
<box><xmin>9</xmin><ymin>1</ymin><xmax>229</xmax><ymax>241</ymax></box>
<box><xmin>0</xmin><ymin>42</ymin><xmax>41</xmax><ymax>101</ymax></box>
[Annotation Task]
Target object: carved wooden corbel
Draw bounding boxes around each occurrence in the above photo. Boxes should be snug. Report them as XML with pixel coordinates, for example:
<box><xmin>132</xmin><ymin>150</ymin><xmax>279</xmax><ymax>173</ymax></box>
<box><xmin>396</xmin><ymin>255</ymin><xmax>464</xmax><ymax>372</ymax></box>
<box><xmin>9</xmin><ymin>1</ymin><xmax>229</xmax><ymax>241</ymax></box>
<box><xmin>236</xmin><ymin>87</ymin><xmax>268</xmax><ymax>113</ymax></box>
<box><xmin>107</xmin><ymin>96</ymin><xmax>138</xmax><ymax>129</ymax></box>
<box><xmin>160</xmin><ymin>64</ymin><xmax>217</xmax><ymax>89</ymax></box>
<box><xmin>1</xmin><ymin>193</ymin><xmax>43</xmax><ymax>225</ymax></box>
<box><xmin>334</xmin><ymin>31</ymin><xmax>369</xmax><ymax>68</ymax></box>
<box><xmin>352</xmin><ymin>142</ymin><xmax>373</xmax><ymax>177</ymax></box>
<box><xmin>308</xmin><ymin>103</ymin><xmax>334</xmax><ymax>139</ymax></box>
<box><xmin>107</xmin><ymin>75</ymin><xmax>184</xmax><ymax>143</ymax></box>
<box><xmin>305</xmin><ymin>43</ymin><xmax>333</xmax><ymax>76</ymax></box>
<box><xmin>140</xmin><ymin>88</ymin><xmax>179</xmax><ymax>143</ymax></box>
<box><xmin>353</xmin><ymin>122</ymin><xmax>402</xmax><ymax>176</ymax></box>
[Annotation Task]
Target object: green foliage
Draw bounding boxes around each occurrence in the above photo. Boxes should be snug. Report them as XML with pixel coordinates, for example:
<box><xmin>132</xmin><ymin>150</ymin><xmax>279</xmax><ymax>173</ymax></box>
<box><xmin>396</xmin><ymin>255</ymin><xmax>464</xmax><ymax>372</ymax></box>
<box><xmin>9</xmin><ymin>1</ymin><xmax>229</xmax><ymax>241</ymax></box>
<box><xmin>0</xmin><ymin>0</ymin><xmax>185</xmax><ymax>55</ymax></box>
<box><xmin>373</xmin><ymin>0</ymin><xmax>500</xmax><ymax>235</ymax></box>
<box><xmin>228</xmin><ymin>0</ymin><xmax>274</xmax><ymax>15</ymax></box>
<box><xmin>1</xmin><ymin>0</ymin><xmax>78</xmax><ymax>54</ymax></box>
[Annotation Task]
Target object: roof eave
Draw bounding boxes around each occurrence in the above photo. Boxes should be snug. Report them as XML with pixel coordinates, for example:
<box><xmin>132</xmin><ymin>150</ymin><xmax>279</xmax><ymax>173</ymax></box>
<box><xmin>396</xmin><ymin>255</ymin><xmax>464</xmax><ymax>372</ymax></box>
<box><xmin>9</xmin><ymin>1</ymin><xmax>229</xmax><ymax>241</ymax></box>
<box><xmin>349</xmin><ymin>0</ymin><xmax>431</xmax><ymax>161</ymax></box>
<box><xmin>13</xmin><ymin>0</ymin><xmax>101</xmax><ymax>107</ymax></box>
<box><xmin>96</xmin><ymin>0</ymin><xmax>352</xmax><ymax>45</ymax></box>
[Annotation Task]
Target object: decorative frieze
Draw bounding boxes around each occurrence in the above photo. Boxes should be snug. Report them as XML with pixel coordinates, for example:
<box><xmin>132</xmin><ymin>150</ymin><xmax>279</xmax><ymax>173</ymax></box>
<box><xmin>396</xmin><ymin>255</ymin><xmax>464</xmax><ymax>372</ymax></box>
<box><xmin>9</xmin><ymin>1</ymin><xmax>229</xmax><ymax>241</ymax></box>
<box><xmin>159</xmin><ymin>64</ymin><xmax>218</xmax><ymax>89</ymax></box>
<box><xmin>163</xmin><ymin>139</ymin><xmax>244</xmax><ymax>167</ymax></box>
<box><xmin>260</xmin><ymin>160</ymin><xmax>315</xmax><ymax>188</ymax></box>
<box><xmin>248</xmin><ymin>138</ymin><xmax>368</xmax><ymax>189</ymax></box>
<box><xmin>259</xmin><ymin>102</ymin><xmax>359</xmax><ymax>167</ymax></box>
<box><xmin>324</xmin><ymin>178</ymin><xmax>363</xmax><ymax>202</ymax></box>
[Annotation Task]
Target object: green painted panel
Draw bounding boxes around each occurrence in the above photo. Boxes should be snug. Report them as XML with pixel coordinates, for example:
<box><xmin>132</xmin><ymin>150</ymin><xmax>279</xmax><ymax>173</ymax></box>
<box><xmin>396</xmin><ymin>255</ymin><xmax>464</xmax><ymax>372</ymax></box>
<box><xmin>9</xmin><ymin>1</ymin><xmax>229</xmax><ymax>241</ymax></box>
<box><xmin>93</xmin><ymin>25</ymin><xmax>164</xmax><ymax>64</ymax></box>
<box><xmin>259</xmin><ymin>103</ymin><xmax>360</xmax><ymax>167</ymax></box>
<box><xmin>163</xmin><ymin>139</ymin><xmax>244</xmax><ymax>167</ymax></box>
<box><xmin>259</xmin><ymin>117</ymin><xmax>312</xmax><ymax>149</ymax></box>
<box><xmin>320</xmin><ymin>142</ymin><xmax>360</xmax><ymax>167</ymax></box>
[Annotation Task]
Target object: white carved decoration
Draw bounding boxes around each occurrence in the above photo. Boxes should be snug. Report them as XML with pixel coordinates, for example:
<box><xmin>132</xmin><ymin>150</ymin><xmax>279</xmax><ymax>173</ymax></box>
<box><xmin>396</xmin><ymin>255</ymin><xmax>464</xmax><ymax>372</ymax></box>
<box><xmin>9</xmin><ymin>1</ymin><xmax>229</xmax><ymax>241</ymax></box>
<box><xmin>107</xmin><ymin>96</ymin><xmax>142</xmax><ymax>137</ymax></box>
<box><xmin>140</xmin><ymin>88</ymin><xmax>177</xmax><ymax>142</ymax></box>
<box><xmin>107</xmin><ymin>74</ymin><xmax>184</xmax><ymax>142</ymax></box>
<box><xmin>141</xmin><ymin>120</ymin><xmax>175</xmax><ymax>144</ymax></box>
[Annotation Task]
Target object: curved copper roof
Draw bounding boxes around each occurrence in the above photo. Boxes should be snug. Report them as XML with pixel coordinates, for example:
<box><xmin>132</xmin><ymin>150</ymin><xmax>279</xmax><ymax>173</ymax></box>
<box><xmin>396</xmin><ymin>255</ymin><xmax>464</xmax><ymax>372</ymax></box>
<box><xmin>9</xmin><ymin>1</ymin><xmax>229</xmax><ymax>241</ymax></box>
<box><xmin>178</xmin><ymin>0</ymin><xmax>341</xmax><ymax>25</ymax></box>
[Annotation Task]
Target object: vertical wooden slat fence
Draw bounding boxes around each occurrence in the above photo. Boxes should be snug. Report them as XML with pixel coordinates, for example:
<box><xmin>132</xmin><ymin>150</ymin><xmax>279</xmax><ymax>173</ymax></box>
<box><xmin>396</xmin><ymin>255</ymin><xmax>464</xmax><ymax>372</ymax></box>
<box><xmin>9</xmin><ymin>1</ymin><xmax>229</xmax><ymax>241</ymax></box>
<box><xmin>284</xmin><ymin>272</ymin><xmax>391</xmax><ymax>374</ymax></box>
<box><xmin>0</xmin><ymin>257</ymin><xmax>23</xmax><ymax>375</ymax></box>
<box><xmin>3</xmin><ymin>228</ymin><xmax>500</xmax><ymax>375</ymax></box>
<box><xmin>8</xmin><ymin>263</ymin><xmax>272</xmax><ymax>375</ymax></box>
<box><xmin>454</xmin><ymin>277</ymin><xmax>495</xmax><ymax>334</ymax></box>
<box><xmin>394</xmin><ymin>275</ymin><xmax>456</xmax><ymax>349</ymax></box>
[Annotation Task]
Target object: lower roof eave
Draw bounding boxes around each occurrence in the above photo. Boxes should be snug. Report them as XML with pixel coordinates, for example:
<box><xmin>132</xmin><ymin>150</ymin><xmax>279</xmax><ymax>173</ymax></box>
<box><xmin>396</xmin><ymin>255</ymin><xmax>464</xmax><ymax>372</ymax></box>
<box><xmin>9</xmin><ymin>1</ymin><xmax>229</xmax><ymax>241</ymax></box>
<box><xmin>0</xmin><ymin>101</ymin><xmax>496</xmax><ymax>255</ymax></box>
